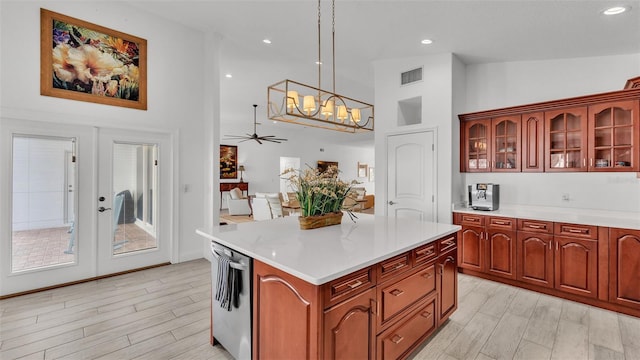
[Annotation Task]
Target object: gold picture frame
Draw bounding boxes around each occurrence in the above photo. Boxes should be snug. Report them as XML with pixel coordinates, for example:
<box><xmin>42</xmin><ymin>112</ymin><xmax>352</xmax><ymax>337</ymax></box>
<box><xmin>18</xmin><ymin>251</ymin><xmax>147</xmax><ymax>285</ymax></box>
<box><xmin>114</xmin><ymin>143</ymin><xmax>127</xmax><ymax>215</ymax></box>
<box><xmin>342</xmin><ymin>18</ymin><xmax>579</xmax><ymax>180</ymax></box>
<box><xmin>220</xmin><ymin>145</ymin><xmax>238</xmax><ymax>179</ymax></box>
<box><xmin>40</xmin><ymin>9</ymin><xmax>147</xmax><ymax>110</ymax></box>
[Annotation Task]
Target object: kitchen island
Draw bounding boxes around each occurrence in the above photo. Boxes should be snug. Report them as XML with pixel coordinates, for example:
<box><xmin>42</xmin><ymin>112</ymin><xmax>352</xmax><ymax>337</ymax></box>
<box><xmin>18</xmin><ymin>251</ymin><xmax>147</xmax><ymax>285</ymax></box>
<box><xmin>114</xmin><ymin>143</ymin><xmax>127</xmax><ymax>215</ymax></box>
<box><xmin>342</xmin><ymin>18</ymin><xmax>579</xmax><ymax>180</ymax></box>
<box><xmin>197</xmin><ymin>213</ymin><xmax>461</xmax><ymax>359</ymax></box>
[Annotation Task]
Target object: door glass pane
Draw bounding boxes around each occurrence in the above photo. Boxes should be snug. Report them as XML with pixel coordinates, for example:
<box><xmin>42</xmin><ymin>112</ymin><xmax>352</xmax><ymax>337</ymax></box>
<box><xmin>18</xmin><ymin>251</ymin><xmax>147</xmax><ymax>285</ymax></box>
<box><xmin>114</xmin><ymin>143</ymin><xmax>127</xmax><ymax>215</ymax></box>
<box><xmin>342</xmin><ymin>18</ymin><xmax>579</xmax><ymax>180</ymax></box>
<box><xmin>112</xmin><ymin>143</ymin><xmax>158</xmax><ymax>255</ymax></box>
<box><xmin>12</xmin><ymin>136</ymin><xmax>76</xmax><ymax>272</ymax></box>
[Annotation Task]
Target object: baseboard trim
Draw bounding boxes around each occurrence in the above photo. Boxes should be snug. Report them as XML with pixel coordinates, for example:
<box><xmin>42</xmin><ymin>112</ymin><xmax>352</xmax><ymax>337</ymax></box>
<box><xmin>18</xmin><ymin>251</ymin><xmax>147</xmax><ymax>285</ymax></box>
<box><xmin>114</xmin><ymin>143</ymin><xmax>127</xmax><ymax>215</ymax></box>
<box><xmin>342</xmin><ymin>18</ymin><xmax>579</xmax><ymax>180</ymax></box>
<box><xmin>0</xmin><ymin>262</ymin><xmax>171</xmax><ymax>300</ymax></box>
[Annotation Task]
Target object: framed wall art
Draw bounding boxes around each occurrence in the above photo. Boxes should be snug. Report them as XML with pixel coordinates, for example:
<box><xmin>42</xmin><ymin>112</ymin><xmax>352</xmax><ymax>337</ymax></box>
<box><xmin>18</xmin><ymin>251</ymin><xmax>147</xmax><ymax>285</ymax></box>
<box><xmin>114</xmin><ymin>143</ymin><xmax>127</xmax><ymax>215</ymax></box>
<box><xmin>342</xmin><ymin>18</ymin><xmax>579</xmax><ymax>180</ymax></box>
<box><xmin>220</xmin><ymin>145</ymin><xmax>238</xmax><ymax>179</ymax></box>
<box><xmin>317</xmin><ymin>161</ymin><xmax>338</xmax><ymax>173</ymax></box>
<box><xmin>357</xmin><ymin>162</ymin><xmax>368</xmax><ymax>178</ymax></box>
<box><xmin>40</xmin><ymin>9</ymin><xmax>147</xmax><ymax>110</ymax></box>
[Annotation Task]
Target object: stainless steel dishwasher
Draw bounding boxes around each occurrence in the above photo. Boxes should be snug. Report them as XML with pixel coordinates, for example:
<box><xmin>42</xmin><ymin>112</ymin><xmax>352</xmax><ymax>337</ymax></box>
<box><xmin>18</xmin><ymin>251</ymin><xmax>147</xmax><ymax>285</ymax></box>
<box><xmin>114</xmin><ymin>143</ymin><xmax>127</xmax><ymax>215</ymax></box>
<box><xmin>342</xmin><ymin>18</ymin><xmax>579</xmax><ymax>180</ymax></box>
<box><xmin>210</xmin><ymin>241</ymin><xmax>252</xmax><ymax>360</ymax></box>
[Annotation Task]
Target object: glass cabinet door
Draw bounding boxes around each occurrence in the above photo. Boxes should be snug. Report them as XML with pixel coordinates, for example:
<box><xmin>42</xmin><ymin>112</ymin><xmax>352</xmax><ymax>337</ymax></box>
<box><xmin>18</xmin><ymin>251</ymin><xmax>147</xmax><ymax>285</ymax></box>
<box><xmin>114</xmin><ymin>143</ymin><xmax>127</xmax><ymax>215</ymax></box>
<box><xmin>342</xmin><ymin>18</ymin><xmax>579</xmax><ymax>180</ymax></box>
<box><xmin>465</xmin><ymin>120</ymin><xmax>490</xmax><ymax>172</ymax></box>
<box><xmin>589</xmin><ymin>101</ymin><xmax>639</xmax><ymax>172</ymax></box>
<box><xmin>545</xmin><ymin>107</ymin><xmax>588</xmax><ymax>172</ymax></box>
<box><xmin>492</xmin><ymin>116</ymin><xmax>521</xmax><ymax>172</ymax></box>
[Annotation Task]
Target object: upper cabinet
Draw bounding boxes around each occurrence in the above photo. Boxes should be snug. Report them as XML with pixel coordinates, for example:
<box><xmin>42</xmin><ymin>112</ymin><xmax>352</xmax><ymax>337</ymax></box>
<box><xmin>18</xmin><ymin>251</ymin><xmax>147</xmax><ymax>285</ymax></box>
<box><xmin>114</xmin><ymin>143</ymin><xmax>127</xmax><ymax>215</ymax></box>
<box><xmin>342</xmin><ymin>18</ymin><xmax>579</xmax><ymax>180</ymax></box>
<box><xmin>459</xmin><ymin>79</ymin><xmax>640</xmax><ymax>173</ymax></box>
<box><xmin>545</xmin><ymin>107</ymin><xmax>588</xmax><ymax>172</ymax></box>
<box><xmin>463</xmin><ymin>120</ymin><xmax>491</xmax><ymax>172</ymax></box>
<box><xmin>588</xmin><ymin>100</ymin><xmax>639</xmax><ymax>172</ymax></box>
<box><xmin>492</xmin><ymin>116</ymin><xmax>521</xmax><ymax>172</ymax></box>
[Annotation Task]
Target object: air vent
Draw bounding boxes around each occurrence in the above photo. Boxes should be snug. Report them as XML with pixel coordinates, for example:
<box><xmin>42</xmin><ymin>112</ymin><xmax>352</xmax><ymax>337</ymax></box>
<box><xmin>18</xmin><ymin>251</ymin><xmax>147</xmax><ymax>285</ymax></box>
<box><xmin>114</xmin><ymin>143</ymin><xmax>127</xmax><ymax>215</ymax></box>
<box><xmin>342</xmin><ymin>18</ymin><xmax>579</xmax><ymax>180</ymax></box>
<box><xmin>401</xmin><ymin>67</ymin><xmax>422</xmax><ymax>85</ymax></box>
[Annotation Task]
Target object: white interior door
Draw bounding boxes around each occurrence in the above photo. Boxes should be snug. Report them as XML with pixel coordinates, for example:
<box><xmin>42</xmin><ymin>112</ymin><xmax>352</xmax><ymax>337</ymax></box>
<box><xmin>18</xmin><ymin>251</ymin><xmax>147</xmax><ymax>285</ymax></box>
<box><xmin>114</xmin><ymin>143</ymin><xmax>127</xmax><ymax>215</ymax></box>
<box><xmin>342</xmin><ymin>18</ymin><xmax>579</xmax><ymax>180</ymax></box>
<box><xmin>96</xmin><ymin>128</ymin><xmax>172</xmax><ymax>275</ymax></box>
<box><xmin>386</xmin><ymin>131</ymin><xmax>436</xmax><ymax>221</ymax></box>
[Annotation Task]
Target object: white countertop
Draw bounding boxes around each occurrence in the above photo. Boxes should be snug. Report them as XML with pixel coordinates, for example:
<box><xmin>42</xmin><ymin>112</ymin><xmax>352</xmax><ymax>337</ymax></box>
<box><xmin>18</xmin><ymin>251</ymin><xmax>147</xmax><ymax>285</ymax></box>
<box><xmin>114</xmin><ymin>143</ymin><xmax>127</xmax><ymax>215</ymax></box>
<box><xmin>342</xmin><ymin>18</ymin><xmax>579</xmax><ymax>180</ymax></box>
<box><xmin>196</xmin><ymin>213</ymin><xmax>460</xmax><ymax>285</ymax></box>
<box><xmin>453</xmin><ymin>204</ymin><xmax>640</xmax><ymax>231</ymax></box>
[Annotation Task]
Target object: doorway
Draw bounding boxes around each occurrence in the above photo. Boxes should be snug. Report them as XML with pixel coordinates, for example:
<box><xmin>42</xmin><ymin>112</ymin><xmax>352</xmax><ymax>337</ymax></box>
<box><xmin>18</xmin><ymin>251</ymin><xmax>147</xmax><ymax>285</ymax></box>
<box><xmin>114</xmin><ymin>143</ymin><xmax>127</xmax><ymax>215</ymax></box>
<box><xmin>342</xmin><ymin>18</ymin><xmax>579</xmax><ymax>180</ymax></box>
<box><xmin>0</xmin><ymin>120</ymin><xmax>173</xmax><ymax>296</ymax></box>
<box><xmin>386</xmin><ymin>130</ymin><xmax>437</xmax><ymax>221</ymax></box>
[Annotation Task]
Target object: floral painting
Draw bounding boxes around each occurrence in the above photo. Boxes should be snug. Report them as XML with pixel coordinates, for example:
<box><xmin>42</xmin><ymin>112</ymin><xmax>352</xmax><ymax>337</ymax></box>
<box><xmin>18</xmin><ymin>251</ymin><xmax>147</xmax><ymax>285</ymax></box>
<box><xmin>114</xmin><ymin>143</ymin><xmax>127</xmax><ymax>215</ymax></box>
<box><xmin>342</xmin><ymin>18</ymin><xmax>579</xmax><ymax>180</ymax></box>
<box><xmin>40</xmin><ymin>9</ymin><xmax>147</xmax><ymax>110</ymax></box>
<box><xmin>220</xmin><ymin>145</ymin><xmax>238</xmax><ymax>179</ymax></box>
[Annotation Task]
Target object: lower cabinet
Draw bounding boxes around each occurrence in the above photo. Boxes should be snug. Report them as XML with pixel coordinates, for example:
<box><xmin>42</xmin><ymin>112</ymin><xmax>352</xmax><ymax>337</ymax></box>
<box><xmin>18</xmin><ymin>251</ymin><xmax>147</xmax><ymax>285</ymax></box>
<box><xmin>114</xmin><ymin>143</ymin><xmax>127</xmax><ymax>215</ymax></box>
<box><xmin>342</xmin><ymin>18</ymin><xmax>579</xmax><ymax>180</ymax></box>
<box><xmin>456</xmin><ymin>212</ymin><xmax>640</xmax><ymax>318</ymax></box>
<box><xmin>554</xmin><ymin>235</ymin><xmax>598</xmax><ymax>299</ymax></box>
<box><xmin>517</xmin><ymin>231</ymin><xmax>554</xmax><ymax>288</ymax></box>
<box><xmin>324</xmin><ymin>288</ymin><xmax>376</xmax><ymax>360</ymax></box>
<box><xmin>609</xmin><ymin>228</ymin><xmax>640</xmax><ymax>308</ymax></box>
<box><xmin>253</xmin><ymin>233</ymin><xmax>458</xmax><ymax>359</ymax></box>
<box><xmin>376</xmin><ymin>295</ymin><xmax>437</xmax><ymax>360</ymax></box>
<box><xmin>437</xmin><ymin>249</ymin><xmax>457</xmax><ymax>324</ymax></box>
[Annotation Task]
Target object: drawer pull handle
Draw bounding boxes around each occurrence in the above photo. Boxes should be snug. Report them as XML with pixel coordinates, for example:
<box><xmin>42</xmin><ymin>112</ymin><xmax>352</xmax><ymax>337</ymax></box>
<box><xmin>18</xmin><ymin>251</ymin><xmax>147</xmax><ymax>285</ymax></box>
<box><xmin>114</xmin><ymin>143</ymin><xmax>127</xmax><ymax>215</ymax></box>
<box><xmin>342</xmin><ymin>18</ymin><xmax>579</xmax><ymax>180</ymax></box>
<box><xmin>390</xmin><ymin>289</ymin><xmax>404</xmax><ymax>297</ymax></box>
<box><xmin>347</xmin><ymin>280</ymin><xmax>362</xmax><ymax>289</ymax></box>
<box><xmin>390</xmin><ymin>334</ymin><xmax>404</xmax><ymax>344</ymax></box>
<box><xmin>416</xmin><ymin>248</ymin><xmax>434</xmax><ymax>256</ymax></box>
<box><xmin>420</xmin><ymin>311</ymin><xmax>432</xmax><ymax>318</ymax></box>
<box><xmin>464</xmin><ymin>217</ymin><xmax>479</xmax><ymax>223</ymax></box>
<box><xmin>566</xmin><ymin>228</ymin><xmax>587</xmax><ymax>234</ymax></box>
<box><xmin>442</xmin><ymin>240</ymin><xmax>455</xmax><ymax>247</ymax></box>
<box><xmin>422</xmin><ymin>272</ymin><xmax>434</xmax><ymax>279</ymax></box>
<box><xmin>393</xmin><ymin>263</ymin><xmax>405</xmax><ymax>270</ymax></box>
<box><xmin>528</xmin><ymin>224</ymin><xmax>544</xmax><ymax>229</ymax></box>
<box><xmin>494</xmin><ymin>220</ymin><xmax>507</xmax><ymax>225</ymax></box>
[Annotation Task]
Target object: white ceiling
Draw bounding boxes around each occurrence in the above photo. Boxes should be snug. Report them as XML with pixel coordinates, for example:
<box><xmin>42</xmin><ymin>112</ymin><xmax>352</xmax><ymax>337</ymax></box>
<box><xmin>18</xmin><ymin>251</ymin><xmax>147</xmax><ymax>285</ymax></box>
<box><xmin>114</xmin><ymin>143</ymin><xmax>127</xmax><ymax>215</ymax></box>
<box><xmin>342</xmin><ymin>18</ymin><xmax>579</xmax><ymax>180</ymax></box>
<box><xmin>131</xmin><ymin>1</ymin><xmax>640</xmax><ymax>144</ymax></box>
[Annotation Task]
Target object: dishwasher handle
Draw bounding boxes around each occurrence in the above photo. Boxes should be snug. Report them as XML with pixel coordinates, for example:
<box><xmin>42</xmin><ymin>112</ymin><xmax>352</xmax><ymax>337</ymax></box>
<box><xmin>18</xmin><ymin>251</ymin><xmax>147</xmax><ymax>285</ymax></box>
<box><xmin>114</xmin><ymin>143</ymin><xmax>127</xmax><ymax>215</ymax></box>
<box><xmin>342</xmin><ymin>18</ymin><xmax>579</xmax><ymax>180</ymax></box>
<box><xmin>211</xmin><ymin>245</ymin><xmax>249</xmax><ymax>271</ymax></box>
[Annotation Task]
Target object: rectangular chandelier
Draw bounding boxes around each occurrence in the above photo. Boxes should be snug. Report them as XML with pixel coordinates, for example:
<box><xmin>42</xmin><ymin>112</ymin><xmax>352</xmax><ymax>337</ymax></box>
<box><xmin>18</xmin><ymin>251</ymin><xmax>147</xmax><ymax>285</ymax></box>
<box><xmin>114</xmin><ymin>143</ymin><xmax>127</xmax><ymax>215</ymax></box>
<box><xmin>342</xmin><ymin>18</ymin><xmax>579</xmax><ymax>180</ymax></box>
<box><xmin>268</xmin><ymin>79</ymin><xmax>374</xmax><ymax>133</ymax></box>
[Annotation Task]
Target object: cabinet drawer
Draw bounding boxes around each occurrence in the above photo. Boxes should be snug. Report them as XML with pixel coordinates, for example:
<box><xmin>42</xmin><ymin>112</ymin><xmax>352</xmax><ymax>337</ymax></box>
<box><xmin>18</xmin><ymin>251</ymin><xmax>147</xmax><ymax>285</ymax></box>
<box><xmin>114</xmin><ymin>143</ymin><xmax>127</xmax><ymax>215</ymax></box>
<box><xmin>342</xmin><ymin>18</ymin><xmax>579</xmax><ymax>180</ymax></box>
<box><xmin>554</xmin><ymin>223</ymin><xmax>598</xmax><ymax>240</ymax></box>
<box><xmin>378</xmin><ymin>252</ymin><xmax>411</xmax><ymax>282</ymax></box>
<box><xmin>460</xmin><ymin>214</ymin><xmax>485</xmax><ymax>227</ymax></box>
<box><xmin>488</xmin><ymin>216</ymin><xmax>516</xmax><ymax>230</ymax></box>
<box><xmin>517</xmin><ymin>219</ymin><xmax>553</xmax><ymax>233</ymax></box>
<box><xmin>377</xmin><ymin>296</ymin><xmax>436</xmax><ymax>360</ymax></box>
<box><xmin>379</xmin><ymin>264</ymin><xmax>436</xmax><ymax>326</ymax></box>
<box><xmin>438</xmin><ymin>235</ymin><xmax>457</xmax><ymax>254</ymax></box>
<box><xmin>413</xmin><ymin>243</ymin><xmax>437</xmax><ymax>266</ymax></box>
<box><xmin>323</xmin><ymin>266</ymin><xmax>375</xmax><ymax>309</ymax></box>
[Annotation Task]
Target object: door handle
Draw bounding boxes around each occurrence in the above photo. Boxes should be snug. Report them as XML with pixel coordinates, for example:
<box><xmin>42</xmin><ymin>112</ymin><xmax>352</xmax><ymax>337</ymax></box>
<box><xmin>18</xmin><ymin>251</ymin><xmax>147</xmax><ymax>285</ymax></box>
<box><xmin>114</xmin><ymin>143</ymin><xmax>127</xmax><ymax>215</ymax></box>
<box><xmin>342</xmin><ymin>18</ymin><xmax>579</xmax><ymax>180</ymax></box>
<box><xmin>98</xmin><ymin>207</ymin><xmax>112</xmax><ymax>212</ymax></box>
<box><xmin>388</xmin><ymin>201</ymin><xmax>396</xmax><ymax>205</ymax></box>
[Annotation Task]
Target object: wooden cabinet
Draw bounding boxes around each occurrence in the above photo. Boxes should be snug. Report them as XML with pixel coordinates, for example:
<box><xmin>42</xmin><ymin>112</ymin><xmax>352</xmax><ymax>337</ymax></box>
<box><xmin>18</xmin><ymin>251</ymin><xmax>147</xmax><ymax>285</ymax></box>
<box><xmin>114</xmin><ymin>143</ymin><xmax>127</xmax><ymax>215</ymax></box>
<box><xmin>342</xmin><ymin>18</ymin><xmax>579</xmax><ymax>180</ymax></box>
<box><xmin>516</xmin><ymin>219</ymin><xmax>554</xmax><ymax>288</ymax></box>
<box><xmin>462</xmin><ymin>119</ymin><xmax>491</xmax><ymax>172</ymax></box>
<box><xmin>455</xmin><ymin>214</ymin><xmax>516</xmax><ymax>280</ymax></box>
<box><xmin>324</xmin><ymin>288</ymin><xmax>376</xmax><ymax>360</ymax></box>
<box><xmin>491</xmin><ymin>116</ymin><xmax>521</xmax><ymax>172</ymax></box>
<box><xmin>522</xmin><ymin>112</ymin><xmax>545</xmax><ymax>172</ymax></box>
<box><xmin>459</xmin><ymin>84</ymin><xmax>640</xmax><ymax>173</ymax></box>
<box><xmin>609</xmin><ymin>228</ymin><xmax>640</xmax><ymax>308</ymax></box>
<box><xmin>588</xmin><ymin>100</ymin><xmax>639</xmax><ymax>172</ymax></box>
<box><xmin>253</xmin><ymin>233</ymin><xmax>458</xmax><ymax>359</ymax></box>
<box><xmin>545</xmin><ymin>106</ymin><xmax>589</xmax><ymax>172</ymax></box>
<box><xmin>554</xmin><ymin>235</ymin><xmax>598</xmax><ymax>299</ymax></box>
<box><xmin>437</xmin><ymin>249</ymin><xmax>458</xmax><ymax>325</ymax></box>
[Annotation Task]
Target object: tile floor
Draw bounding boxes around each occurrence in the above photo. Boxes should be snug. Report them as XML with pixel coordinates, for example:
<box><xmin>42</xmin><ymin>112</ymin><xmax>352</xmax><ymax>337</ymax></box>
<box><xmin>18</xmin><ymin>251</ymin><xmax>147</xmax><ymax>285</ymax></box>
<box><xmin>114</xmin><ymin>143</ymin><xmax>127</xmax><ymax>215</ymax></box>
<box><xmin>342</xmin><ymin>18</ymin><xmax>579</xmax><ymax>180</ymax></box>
<box><xmin>11</xmin><ymin>223</ymin><xmax>157</xmax><ymax>272</ymax></box>
<box><xmin>412</xmin><ymin>274</ymin><xmax>640</xmax><ymax>360</ymax></box>
<box><xmin>1</xmin><ymin>259</ymin><xmax>639</xmax><ymax>359</ymax></box>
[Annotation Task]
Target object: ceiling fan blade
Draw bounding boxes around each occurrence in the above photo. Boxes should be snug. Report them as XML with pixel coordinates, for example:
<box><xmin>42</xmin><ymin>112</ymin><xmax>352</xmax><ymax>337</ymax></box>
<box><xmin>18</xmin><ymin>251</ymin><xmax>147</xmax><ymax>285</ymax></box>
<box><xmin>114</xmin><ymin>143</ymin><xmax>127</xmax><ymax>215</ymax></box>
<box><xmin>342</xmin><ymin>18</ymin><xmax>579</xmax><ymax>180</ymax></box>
<box><xmin>256</xmin><ymin>138</ymin><xmax>263</xmax><ymax>144</ymax></box>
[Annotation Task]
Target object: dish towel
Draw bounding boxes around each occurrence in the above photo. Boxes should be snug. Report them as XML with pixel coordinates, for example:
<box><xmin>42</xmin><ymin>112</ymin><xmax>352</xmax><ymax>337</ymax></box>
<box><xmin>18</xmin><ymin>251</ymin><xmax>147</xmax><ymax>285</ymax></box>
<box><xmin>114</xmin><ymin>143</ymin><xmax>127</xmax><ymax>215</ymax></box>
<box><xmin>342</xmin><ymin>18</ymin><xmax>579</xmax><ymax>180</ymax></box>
<box><xmin>215</xmin><ymin>252</ymin><xmax>242</xmax><ymax>311</ymax></box>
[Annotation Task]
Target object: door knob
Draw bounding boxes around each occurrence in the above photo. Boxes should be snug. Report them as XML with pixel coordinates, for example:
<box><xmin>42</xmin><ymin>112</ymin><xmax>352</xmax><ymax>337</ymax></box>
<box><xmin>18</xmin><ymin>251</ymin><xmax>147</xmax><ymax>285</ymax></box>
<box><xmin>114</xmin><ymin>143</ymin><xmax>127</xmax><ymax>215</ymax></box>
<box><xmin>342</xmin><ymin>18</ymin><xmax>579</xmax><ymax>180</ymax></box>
<box><xmin>98</xmin><ymin>207</ymin><xmax>112</xmax><ymax>212</ymax></box>
<box><xmin>388</xmin><ymin>201</ymin><xmax>396</xmax><ymax>205</ymax></box>
<box><xmin>98</xmin><ymin>196</ymin><xmax>106</xmax><ymax>202</ymax></box>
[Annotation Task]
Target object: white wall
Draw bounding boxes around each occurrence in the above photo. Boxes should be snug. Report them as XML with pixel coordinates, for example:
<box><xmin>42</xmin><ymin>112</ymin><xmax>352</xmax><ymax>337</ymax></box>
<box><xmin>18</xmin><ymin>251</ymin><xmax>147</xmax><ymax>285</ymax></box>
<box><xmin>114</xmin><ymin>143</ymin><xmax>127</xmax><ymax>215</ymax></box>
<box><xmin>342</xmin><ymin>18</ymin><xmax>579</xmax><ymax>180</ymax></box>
<box><xmin>0</xmin><ymin>1</ymin><xmax>210</xmax><ymax>261</ymax></box>
<box><xmin>373</xmin><ymin>53</ymin><xmax>455</xmax><ymax>223</ymax></box>
<box><xmin>463</xmin><ymin>53</ymin><xmax>640</xmax><ymax>212</ymax></box>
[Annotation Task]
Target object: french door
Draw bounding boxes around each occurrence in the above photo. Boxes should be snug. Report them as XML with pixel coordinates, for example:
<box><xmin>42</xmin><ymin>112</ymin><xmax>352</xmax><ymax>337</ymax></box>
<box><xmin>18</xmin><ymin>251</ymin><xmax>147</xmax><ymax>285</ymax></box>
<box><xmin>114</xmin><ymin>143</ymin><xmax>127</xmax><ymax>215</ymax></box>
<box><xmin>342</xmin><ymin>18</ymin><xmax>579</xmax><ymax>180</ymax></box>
<box><xmin>0</xmin><ymin>119</ymin><xmax>173</xmax><ymax>296</ymax></box>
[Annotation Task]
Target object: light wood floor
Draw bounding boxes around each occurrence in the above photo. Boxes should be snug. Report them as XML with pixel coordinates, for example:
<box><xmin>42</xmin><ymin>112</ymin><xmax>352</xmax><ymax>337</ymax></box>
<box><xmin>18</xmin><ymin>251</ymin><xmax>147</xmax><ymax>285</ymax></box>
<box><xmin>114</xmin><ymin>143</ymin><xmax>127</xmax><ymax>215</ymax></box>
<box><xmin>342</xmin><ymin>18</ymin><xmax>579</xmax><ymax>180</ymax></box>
<box><xmin>2</xmin><ymin>259</ymin><xmax>639</xmax><ymax>360</ymax></box>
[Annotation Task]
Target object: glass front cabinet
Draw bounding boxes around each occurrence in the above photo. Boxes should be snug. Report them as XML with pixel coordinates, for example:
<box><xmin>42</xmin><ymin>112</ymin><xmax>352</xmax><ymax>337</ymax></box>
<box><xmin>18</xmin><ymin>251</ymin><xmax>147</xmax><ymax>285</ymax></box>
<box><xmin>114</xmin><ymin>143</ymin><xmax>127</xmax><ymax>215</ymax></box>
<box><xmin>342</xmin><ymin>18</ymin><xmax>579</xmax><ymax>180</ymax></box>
<box><xmin>463</xmin><ymin>119</ymin><xmax>491</xmax><ymax>172</ymax></box>
<box><xmin>588</xmin><ymin>100</ymin><xmax>639</xmax><ymax>172</ymax></box>
<box><xmin>492</xmin><ymin>116</ymin><xmax>521</xmax><ymax>172</ymax></box>
<box><xmin>545</xmin><ymin>107</ymin><xmax>588</xmax><ymax>172</ymax></box>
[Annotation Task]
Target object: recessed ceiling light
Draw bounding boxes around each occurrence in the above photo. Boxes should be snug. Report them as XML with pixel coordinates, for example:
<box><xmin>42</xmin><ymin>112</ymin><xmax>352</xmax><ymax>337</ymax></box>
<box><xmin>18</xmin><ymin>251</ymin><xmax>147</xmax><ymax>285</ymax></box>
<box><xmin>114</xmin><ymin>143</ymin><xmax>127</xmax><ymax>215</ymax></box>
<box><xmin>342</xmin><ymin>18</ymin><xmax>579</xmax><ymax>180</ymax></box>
<box><xmin>263</xmin><ymin>39</ymin><xmax>272</xmax><ymax>44</ymax></box>
<box><xmin>421</xmin><ymin>39</ymin><xmax>433</xmax><ymax>45</ymax></box>
<box><xmin>225</xmin><ymin>74</ymin><xmax>232</xmax><ymax>78</ymax></box>
<box><xmin>603</xmin><ymin>6</ymin><xmax>628</xmax><ymax>15</ymax></box>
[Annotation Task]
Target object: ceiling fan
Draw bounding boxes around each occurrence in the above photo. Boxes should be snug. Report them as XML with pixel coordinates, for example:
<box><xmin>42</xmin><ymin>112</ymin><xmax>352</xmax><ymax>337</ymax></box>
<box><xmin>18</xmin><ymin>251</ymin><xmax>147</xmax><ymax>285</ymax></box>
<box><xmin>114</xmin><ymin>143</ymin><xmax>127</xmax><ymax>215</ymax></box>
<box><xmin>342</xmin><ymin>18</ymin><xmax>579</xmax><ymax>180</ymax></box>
<box><xmin>225</xmin><ymin>104</ymin><xmax>288</xmax><ymax>144</ymax></box>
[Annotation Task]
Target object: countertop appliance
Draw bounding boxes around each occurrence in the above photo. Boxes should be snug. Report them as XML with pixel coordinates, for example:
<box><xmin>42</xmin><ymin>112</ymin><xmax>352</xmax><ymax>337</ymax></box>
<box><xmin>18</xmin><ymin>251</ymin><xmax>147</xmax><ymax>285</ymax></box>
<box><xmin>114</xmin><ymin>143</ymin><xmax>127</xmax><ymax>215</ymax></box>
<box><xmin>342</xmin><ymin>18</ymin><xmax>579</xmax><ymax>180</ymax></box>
<box><xmin>468</xmin><ymin>183</ymin><xmax>499</xmax><ymax>211</ymax></box>
<box><xmin>210</xmin><ymin>241</ymin><xmax>252</xmax><ymax>360</ymax></box>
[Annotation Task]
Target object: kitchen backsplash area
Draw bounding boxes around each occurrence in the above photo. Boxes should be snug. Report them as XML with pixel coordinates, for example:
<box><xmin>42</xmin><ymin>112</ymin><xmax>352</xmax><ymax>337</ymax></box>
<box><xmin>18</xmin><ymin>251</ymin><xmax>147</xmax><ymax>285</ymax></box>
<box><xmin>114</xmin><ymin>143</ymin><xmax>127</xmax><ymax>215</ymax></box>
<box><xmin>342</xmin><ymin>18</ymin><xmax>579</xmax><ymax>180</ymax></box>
<box><xmin>462</xmin><ymin>172</ymin><xmax>640</xmax><ymax>213</ymax></box>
